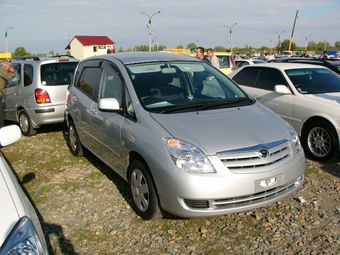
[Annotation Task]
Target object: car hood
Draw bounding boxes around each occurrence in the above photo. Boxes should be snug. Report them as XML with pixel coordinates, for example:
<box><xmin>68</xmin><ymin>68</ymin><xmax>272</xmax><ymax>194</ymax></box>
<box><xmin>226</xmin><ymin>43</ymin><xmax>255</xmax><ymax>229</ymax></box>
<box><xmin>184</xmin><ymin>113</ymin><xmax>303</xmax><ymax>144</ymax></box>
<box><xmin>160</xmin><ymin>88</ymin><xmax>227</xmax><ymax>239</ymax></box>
<box><xmin>303</xmin><ymin>92</ymin><xmax>340</xmax><ymax>105</ymax></box>
<box><xmin>151</xmin><ymin>103</ymin><xmax>290</xmax><ymax>155</ymax></box>
<box><xmin>0</xmin><ymin>167</ymin><xmax>20</xmax><ymax>246</ymax></box>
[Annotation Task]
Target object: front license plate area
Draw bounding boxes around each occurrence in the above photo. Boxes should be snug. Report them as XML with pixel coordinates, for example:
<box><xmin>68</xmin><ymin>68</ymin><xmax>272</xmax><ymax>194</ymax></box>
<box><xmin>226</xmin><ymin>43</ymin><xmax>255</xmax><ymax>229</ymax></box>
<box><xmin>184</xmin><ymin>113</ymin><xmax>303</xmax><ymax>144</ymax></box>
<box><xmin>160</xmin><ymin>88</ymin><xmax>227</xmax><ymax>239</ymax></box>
<box><xmin>254</xmin><ymin>174</ymin><xmax>283</xmax><ymax>192</ymax></box>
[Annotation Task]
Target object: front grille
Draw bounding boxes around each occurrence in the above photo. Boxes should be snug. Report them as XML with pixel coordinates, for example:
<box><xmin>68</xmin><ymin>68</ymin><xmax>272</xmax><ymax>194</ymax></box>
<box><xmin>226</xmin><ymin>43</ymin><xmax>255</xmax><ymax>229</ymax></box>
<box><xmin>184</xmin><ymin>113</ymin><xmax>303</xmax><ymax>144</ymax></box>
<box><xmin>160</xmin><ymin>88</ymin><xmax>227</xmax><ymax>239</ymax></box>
<box><xmin>217</xmin><ymin>139</ymin><xmax>292</xmax><ymax>173</ymax></box>
<box><xmin>183</xmin><ymin>176</ymin><xmax>303</xmax><ymax>210</ymax></box>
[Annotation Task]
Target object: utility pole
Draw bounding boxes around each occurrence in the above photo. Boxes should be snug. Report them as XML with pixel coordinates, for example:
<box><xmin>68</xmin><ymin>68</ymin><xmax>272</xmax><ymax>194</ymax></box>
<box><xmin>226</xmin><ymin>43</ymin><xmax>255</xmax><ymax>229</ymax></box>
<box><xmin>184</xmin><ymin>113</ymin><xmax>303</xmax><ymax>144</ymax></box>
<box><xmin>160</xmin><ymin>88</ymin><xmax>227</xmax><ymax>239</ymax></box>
<box><xmin>288</xmin><ymin>10</ymin><xmax>299</xmax><ymax>51</ymax></box>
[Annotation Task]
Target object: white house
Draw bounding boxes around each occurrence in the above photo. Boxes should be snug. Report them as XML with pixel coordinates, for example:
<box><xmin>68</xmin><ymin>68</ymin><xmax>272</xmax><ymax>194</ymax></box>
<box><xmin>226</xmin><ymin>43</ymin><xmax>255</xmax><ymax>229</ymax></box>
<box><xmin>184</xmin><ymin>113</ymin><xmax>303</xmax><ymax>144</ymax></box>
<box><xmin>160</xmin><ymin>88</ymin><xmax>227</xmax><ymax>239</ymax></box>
<box><xmin>65</xmin><ymin>35</ymin><xmax>115</xmax><ymax>60</ymax></box>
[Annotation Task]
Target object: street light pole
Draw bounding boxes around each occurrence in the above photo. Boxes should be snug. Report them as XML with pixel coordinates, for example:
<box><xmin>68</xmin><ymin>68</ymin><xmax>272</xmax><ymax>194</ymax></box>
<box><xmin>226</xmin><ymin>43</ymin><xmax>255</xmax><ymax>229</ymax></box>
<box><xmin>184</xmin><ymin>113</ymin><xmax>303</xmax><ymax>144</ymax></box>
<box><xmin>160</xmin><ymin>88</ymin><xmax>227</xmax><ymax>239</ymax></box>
<box><xmin>269</xmin><ymin>38</ymin><xmax>272</xmax><ymax>52</ymax></box>
<box><xmin>273</xmin><ymin>30</ymin><xmax>285</xmax><ymax>53</ymax></box>
<box><xmin>223</xmin><ymin>23</ymin><xmax>237</xmax><ymax>54</ymax></box>
<box><xmin>301</xmin><ymin>34</ymin><xmax>312</xmax><ymax>50</ymax></box>
<box><xmin>322</xmin><ymin>37</ymin><xmax>327</xmax><ymax>51</ymax></box>
<box><xmin>5</xmin><ymin>27</ymin><xmax>13</xmax><ymax>53</ymax></box>
<box><xmin>152</xmin><ymin>37</ymin><xmax>158</xmax><ymax>51</ymax></box>
<box><xmin>141</xmin><ymin>11</ymin><xmax>161</xmax><ymax>52</ymax></box>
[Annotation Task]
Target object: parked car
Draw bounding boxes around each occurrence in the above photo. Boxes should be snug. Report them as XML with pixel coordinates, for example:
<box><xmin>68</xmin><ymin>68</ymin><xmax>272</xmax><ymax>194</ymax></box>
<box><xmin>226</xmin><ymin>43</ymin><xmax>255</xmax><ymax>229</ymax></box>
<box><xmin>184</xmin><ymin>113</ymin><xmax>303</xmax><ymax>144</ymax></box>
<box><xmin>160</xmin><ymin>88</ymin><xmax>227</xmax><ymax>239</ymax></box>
<box><xmin>267</xmin><ymin>57</ymin><xmax>340</xmax><ymax>75</ymax></box>
<box><xmin>235</xmin><ymin>59</ymin><xmax>267</xmax><ymax>69</ymax></box>
<box><xmin>188</xmin><ymin>52</ymin><xmax>235</xmax><ymax>75</ymax></box>
<box><xmin>211</xmin><ymin>52</ymin><xmax>235</xmax><ymax>75</ymax></box>
<box><xmin>228</xmin><ymin>63</ymin><xmax>340</xmax><ymax>161</ymax></box>
<box><xmin>66</xmin><ymin>52</ymin><xmax>305</xmax><ymax>220</ymax></box>
<box><xmin>3</xmin><ymin>56</ymin><xmax>79</xmax><ymax>136</ymax></box>
<box><xmin>0</xmin><ymin>125</ymin><xmax>48</xmax><ymax>254</ymax></box>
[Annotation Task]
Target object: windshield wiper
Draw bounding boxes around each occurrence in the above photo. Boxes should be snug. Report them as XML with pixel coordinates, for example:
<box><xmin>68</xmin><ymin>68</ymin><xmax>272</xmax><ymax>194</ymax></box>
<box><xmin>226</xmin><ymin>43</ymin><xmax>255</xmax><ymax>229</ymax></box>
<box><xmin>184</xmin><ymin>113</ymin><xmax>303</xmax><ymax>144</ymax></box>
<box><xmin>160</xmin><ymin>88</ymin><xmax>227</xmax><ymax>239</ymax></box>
<box><xmin>159</xmin><ymin>98</ymin><xmax>250</xmax><ymax>114</ymax></box>
<box><xmin>197</xmin><ymin>98</ymin><xmax>250</xmax><ymax>110</ymax></box>
<box><xmin>159</xmin><ymin>102</ymin><xmax>215</xmax><ymax>114</ymax></box>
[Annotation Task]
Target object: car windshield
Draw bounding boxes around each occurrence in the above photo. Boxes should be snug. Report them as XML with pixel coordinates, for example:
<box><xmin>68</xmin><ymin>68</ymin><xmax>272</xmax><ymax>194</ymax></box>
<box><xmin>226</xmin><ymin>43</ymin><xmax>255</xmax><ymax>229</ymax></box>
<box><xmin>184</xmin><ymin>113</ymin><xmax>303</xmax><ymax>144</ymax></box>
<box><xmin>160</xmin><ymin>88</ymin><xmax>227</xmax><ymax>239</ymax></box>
<box><xmin>286</xmin><ymin>68</ymin><xmax>340</xmax><ymax>94</ymax></box>
<box><xmin>127</xmin><ymin>61</ymin><xmax>252</xmax><ymax>113</ymax></box>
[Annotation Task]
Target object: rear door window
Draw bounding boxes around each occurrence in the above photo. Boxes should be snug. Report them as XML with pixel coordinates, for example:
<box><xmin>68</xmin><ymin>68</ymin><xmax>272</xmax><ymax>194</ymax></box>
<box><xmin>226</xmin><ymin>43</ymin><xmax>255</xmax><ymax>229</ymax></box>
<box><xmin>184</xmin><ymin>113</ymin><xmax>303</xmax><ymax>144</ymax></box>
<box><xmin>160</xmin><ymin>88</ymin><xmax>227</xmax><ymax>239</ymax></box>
<box><xmin>232</xmin><ymin>67</ymin><xmax>260</xmax><ymax>87</ymax></box>
<box><xmin>256</xmin><ymin>68</ymin><xmax>288</xmax><ymax>91</ymax></box>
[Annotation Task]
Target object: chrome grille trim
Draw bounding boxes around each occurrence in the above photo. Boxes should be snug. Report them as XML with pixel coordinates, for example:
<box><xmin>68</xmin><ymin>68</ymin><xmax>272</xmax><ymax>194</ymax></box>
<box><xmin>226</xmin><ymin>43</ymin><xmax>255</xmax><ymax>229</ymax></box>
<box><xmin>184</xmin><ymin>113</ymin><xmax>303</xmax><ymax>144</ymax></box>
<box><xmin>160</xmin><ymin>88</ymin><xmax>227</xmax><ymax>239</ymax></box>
<box><xmin>217</xmin><ymin>139</ymin><xmax>292</xmax><ymax>173</ymax></box>
<box><xmin>183</xmin><ymin>176</ymin><xmax>303</xmax><ymax>210</ymax></box>
<box><xmin>212</xmin><ymin>177</ymin><xmax>301</xmax><ymax>208</ymax></box>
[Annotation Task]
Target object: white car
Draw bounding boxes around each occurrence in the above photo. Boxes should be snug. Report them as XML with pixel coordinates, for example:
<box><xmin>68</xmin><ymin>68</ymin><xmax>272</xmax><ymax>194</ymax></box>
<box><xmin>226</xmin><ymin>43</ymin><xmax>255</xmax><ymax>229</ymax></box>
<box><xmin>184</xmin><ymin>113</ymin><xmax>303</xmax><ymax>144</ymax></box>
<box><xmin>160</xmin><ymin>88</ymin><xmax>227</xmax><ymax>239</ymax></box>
<box><xmin>234</xmin><ymin>59</ymin><xmax>266</xmax><ymax>69</ymax></box>
<box><xmin>0</xmin><ymin>125</ymin><xmax>48</xmax><ymax>254</ymax></box>
<box><xmin>229</xmin><ymin>62</ymin><xmax>340</xmax><ymax>161</ymax></box>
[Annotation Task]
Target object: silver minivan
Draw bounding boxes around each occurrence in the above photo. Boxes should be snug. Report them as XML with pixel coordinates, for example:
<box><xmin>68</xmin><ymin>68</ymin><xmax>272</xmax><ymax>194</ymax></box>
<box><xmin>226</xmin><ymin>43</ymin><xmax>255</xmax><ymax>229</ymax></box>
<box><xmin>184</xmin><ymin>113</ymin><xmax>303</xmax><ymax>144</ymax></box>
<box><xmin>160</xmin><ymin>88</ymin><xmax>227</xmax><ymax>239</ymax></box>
<box><xmin>66</xmin><ymin>52</ymin><xmax>306</xmax><ymax>220</ymax></box>
<box><xmin>4</xmin><ymin>56</ymin><xmax>79</xmax><ymax>135</ymax></box>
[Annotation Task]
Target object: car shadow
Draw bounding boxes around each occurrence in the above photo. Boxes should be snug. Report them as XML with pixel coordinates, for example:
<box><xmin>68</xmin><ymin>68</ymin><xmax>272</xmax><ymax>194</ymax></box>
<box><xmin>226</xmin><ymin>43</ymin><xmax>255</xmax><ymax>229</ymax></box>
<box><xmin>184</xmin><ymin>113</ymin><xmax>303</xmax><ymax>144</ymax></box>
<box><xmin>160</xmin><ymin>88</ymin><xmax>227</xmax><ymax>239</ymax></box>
<box><xmin>9</xmin><ymin>165</ymin><xmax>79</xmax><ymax>255</ymax></box>
<box><xmin>313</xmin><ymin>157</ymin><xmax>340</xmax><ymax>178</ymax></box>
<box><xmin>4</xmin><ymin>120</ymin><xmax>67</xmax><ymax>135</ymax></box>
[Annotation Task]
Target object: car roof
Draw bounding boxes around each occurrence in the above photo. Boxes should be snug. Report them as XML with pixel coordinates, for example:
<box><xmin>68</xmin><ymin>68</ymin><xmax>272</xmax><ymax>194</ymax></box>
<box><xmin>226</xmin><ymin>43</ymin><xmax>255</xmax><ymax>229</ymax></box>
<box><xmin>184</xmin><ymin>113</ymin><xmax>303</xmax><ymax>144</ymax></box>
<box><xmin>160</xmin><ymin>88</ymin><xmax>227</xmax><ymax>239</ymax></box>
<box><xmin>234</xmin><ymin>62</ymin><xmax>330</xmax><ymax>71</ymax></box>
<box><xmin>83</xmin><ymin>52</ymin><xmax>201</xmax><ymax>65</ymax></box>
<box><xmin>235</xmin><ymin>59</ymin><xmax>266</xmax><ymax>62</ymax></box>
<box><xmin>12</xmin><ymin>56</ymin><xmax>79</xmax><ymax>64</ymax></box>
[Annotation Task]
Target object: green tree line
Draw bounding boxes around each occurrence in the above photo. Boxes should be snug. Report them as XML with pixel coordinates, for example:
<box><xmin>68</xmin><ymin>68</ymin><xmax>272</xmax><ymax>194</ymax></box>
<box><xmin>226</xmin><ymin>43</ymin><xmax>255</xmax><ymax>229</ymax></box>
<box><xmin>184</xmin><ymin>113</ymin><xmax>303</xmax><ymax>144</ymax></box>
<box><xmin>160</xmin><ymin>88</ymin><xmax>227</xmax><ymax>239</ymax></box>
<box><xmin>12</xmin><ymin>40</ymin><xmax>340</xmax><ymax>57</ymax></box>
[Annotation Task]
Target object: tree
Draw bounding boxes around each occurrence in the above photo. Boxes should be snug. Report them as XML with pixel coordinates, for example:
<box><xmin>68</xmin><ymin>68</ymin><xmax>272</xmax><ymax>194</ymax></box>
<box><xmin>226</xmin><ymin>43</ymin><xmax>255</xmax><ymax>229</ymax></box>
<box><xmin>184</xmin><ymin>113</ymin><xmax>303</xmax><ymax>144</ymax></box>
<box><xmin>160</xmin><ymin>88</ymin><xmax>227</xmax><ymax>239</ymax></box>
<box><xmin>176</xmin><ymin>45</ymin><xmax>184</xmax><ymax>49</ymax></box>
<box><xmin>275</xmin><ymin>39</ymin><xmax>297</xmax><ymax>52</ymax></box>
<box><xmin>14</xmin><ymin>46</ymin><xmax>28</xmax><ymax>56</ymax></box>
<box><xmin>187</xmin><ymin>42</ymin><xmax>197</xmax><ymax>49</ymax></box>
<box><xmin>117</xmin><ymin>47</ymin><xmax>124</xmax><ymax>52</ymax></box>
<box><xmin>214</xmin><ymin>46</ymin><xmax>227</xmax><ymax>52</ymax></box>
<box><xmin>158</xmin><ymin>45</ymin><xmax>166</xmax><ymax>51</ymax></box>
<box><xmin>134</xmin><ymin>45</ymin><xmax>149</xmax><ymax>51</ymax></box>
<box><xmin>334</xmin><ymin>41</ymin><xmax>340</xmax><ymax>48</ymax></box>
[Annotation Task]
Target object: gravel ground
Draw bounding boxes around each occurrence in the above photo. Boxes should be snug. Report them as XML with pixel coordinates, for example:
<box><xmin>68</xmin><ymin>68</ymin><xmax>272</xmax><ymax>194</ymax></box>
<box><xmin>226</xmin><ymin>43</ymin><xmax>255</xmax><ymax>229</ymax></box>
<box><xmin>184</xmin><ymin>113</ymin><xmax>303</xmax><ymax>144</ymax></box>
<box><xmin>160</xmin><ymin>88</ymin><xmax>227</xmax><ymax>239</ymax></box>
<box><xmin>2</xmin><ymin>124</ymin><xmax>340</xmax><ymax>255</ymax></box>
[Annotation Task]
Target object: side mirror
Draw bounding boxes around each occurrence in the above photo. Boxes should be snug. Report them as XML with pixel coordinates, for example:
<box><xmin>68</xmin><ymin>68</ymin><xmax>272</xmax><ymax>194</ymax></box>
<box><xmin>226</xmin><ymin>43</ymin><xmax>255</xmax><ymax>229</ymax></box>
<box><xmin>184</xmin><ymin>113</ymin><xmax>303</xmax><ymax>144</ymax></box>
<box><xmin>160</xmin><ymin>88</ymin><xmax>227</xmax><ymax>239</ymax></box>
<box><xmin>0</xmin><ymin>125</ymin><xmax>21</xmax><ymax>147</ymax></box>
<box><xmin>274</xmin><ymin>85</ymin><xmax>292</xmax><ymax>95</ymax></box>
<box><xmin>98</xmin><ymin>98</ymin><xmax>120</xmax><ymax>111</ymax></box>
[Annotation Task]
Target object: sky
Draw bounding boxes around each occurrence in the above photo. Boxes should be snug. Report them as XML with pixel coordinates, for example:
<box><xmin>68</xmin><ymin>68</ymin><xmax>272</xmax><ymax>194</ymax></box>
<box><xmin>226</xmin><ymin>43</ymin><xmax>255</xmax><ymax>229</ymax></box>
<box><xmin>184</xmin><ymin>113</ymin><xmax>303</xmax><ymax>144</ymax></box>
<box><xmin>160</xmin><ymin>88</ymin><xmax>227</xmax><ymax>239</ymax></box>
<box><xmin>1</xmin><ymin>0</ymin><xmax>339</xmax><ymax>54</ymax></box>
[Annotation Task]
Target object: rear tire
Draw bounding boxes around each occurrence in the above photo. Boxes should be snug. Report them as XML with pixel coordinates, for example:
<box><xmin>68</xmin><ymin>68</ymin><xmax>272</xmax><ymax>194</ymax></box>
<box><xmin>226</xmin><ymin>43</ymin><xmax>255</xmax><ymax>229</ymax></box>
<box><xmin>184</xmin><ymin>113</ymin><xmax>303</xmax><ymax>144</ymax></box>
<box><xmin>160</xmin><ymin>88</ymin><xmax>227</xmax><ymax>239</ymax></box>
<box><xmin>68</xmin><ymin>120</ymin><xmax>83</xmax><ymax>156</ymax></box>
<box><xmin>128</xmin><ymin>160</ymin><xmax>162</xmax><ymax>220</ymax></box>
<box><xmin>18</xmin><ymin>109</ymin><xmax>37</xmax><ymax>136</ymax></box>
<box><xmin>302</xmin><ymin>120</ymin><xmax>339</xmax><ymax>161</ymax></box>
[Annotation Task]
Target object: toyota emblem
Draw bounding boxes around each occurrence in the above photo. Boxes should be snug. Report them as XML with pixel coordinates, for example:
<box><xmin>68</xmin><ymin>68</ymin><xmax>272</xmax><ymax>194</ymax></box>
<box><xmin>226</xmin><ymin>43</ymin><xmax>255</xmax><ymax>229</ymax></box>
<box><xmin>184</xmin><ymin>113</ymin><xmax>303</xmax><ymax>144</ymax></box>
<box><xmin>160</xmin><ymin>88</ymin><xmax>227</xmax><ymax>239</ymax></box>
<box><xmin>258</xmin><ymin>148</ymin><xmax>270</xmax><ymax>158</ymax></box>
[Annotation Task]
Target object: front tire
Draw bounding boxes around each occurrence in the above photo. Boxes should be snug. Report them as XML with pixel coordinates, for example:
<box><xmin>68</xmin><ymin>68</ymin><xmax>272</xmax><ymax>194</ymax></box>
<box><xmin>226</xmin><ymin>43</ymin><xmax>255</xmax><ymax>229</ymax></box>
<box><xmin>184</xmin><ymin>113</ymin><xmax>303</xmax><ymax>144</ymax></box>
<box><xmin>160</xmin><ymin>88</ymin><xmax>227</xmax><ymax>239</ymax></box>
<box><xmin>128</xmin><ymin>160</ymin><xmax>162</xmax><ymax>220</ymax></box>
<box><xmin>18</xmin><ymin>109</ymin><xmax>37</xmax><ymax>136</ymax></box>
<box><xmin>302</xmin><ymin>120</ymin><xmax>339</xmax><ymax>161</ymax></box>
<box><xmin>68</xmin><ymin>120</ymin><xmax>83</xmax><ymax>156</ymax></box>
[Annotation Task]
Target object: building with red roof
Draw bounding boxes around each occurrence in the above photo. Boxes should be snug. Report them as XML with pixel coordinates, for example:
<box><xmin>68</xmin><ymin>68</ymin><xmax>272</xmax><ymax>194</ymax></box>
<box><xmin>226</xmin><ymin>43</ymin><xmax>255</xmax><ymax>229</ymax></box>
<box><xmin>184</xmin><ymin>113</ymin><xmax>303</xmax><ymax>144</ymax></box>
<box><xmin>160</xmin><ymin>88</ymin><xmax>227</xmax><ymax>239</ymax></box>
<box><xmin>65</xmin><ymin>35</ymin><xmax>115</xmax><ymax>60</ymax></box>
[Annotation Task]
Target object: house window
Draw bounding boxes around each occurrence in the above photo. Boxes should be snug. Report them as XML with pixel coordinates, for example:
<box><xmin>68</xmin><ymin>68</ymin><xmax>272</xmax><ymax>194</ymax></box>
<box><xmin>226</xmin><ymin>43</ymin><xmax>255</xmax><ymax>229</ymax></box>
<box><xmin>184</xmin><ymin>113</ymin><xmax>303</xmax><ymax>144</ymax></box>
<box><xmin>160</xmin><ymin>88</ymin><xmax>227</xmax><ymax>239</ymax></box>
<box><xmin>93</xmin><ymin>46</ymin><xmax>98</xmax><ymax>52</ymax></box>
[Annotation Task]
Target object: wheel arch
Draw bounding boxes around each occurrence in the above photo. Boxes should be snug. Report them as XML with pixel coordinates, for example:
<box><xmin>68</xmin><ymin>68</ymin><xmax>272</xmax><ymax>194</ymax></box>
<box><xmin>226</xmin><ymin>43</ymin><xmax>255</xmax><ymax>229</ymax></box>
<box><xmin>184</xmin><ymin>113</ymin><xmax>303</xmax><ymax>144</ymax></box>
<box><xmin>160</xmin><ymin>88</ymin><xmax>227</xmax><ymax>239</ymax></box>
<box><xmin>301</xmin><ymin>116</ymin><xmax>339</xmax><ymax>142</ymax></box>
<box><xmin>127</xmin><ymin>151</ymin><xmax>161</xmax><ymax>196</ymax></box>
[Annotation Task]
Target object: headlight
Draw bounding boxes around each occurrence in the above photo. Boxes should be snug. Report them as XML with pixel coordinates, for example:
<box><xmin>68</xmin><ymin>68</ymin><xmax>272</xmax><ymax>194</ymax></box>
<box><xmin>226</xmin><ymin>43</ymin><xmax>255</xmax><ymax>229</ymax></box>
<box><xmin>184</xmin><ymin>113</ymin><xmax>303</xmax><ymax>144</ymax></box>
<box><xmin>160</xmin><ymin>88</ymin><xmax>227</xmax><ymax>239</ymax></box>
<box><xmin>1</xmin><ymin>216</ymin><xmax>46</xmax><ymax>255</ymax></box>
<box><xmin>163</xmin><ymin>138</ymin><xmax>216</xmax><ymax>173</ymax></box>
<box><xmin>287</xmin><ymin>123</ymin><xmax>302</xmax><ymax>153</ymax></box>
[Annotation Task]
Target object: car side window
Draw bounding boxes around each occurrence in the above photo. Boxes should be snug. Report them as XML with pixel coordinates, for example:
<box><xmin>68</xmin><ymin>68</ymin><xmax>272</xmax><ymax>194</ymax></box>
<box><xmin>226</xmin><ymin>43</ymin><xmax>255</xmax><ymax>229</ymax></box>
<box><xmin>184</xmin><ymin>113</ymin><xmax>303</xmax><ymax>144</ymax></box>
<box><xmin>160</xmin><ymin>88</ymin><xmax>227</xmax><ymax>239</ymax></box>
<box><xmin>23</xmin><ymin>64</ymin><xmax>33</xmax><ymax>86</ymax></box>
<box><xmin>125</xmin><ymin>88</ymin><xmax>135</xmax><ymax>119</ymax></box>
<box><xmin>217</xmin><ymin>56</ymin><xmax>230</xmax><ymax>68</ymax></box>
<box><xmin>78</xmin><ymin>67</ymin><xmax>102</xmax><ymax>100</ymax></box>
<box><xmin>99</xmin><ymin>61</ymin><xmax>123</xmax><ymax>106</ymax></box>
<box><xmin>6</xmin><ymin>64</ymin><xmax>21</xmax><ymax>87</ymax></box>
<box><xmin>232</xmin><ymin>67</ymin><xmax>259</xmax><ymax>87</ymax></box>
<box><xmin>256</xmin><ymin>68</ymin><xmax>288</xmax><ymax>91</ymax></box>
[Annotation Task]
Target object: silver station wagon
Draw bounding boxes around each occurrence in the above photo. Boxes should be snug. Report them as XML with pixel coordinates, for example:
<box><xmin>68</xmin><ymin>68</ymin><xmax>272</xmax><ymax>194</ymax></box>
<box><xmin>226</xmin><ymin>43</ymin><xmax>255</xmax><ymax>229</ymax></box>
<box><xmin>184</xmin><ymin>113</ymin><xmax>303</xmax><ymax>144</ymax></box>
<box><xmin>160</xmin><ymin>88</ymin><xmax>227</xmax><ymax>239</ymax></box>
<box><xmin>4</xmin><ymin>56</ymin><xmax>79</xmax><ymax>136</ymax></box>
<box><xmin>66</xmin><ymin>52</ymin><xmax>305</xmax><ymax>220</ymax></box>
